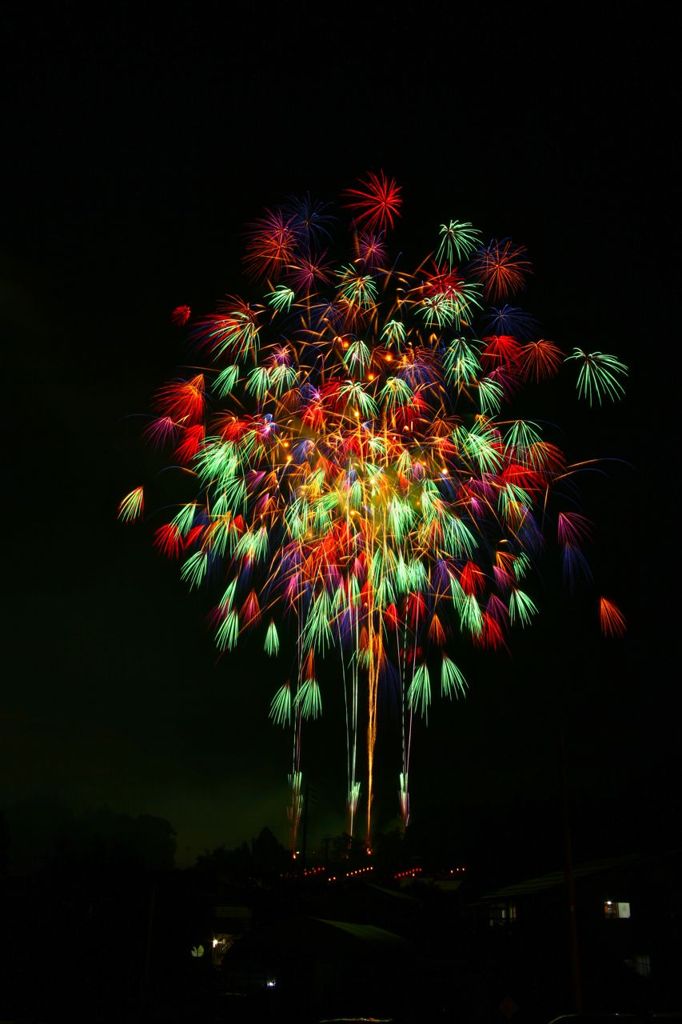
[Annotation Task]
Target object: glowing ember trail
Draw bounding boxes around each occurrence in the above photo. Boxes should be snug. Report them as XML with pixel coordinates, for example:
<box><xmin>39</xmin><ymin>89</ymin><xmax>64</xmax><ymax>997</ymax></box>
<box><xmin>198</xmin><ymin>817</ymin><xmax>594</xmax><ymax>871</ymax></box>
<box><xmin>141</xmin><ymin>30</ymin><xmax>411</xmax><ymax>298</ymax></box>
<box><xmin>120</xmin><ymin>174</ymin><xmax>628</xmax><ymax>850</ymax></box>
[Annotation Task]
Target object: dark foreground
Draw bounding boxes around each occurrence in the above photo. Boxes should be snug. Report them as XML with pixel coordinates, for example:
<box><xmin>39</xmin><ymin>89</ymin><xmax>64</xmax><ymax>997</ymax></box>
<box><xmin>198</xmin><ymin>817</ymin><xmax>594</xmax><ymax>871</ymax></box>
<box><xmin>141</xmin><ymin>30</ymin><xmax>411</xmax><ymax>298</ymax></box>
<box><xmin>2</xmin><ymin>845</ymin><xmax>681</xmax><ymax>1024</ymax></box>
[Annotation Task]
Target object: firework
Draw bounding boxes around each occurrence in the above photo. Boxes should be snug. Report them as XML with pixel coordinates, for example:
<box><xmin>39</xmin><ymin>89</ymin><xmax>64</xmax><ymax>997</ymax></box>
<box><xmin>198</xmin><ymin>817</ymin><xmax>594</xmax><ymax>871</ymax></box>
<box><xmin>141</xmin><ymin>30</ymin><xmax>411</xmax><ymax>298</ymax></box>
<box><xmin>599</xmin><ymin>597</ymin><xmax>627</xmax><ymax>638</ymax></box>
<box><xmin>343</xmin><ymin>171</ymin><xmax>402</xmax><ymax>232</ymax></box>
<box><xmin>171</xmin><ymin>304</ymin><xmax>191</xmax><ymax>327</ymax></box>
<box><xmin>121</xmin><ymin>174</ymin><xmax>628</xmax><ymax>848</ymax></box>
<box><xmin>473</xmin><ymin>239</ymin><xmax>532</xmax><ymax>300</ymax></box>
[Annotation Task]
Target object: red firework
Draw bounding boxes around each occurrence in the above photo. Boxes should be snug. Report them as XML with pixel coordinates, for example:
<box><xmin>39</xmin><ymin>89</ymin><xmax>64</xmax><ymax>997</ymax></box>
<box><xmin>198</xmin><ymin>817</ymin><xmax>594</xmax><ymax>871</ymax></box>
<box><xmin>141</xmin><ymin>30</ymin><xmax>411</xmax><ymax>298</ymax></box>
<box><xmin>520</xmin><ymin>339</ymin><xmax>564</xmax><ymax>382</ymax></box>
<box><xmin>171</xmin><ymin>304</ymin><xmax>191</xmax><ymax>327</ymax></box>
<box><xmin>599</xmin><ymin>597</ymin><xmax>627</xmax><ymax>638</ymax></box>
<box><xmin>154</xmin><ymin>374</ymin><xmax>206</xmax><ymax>423</ymax></box>
<box><xmin>344</xmin><ymin>171</ymin><xmax>403</xmax><ymax>232</ymax></box>
<box><xmin>474</xmin><ymin>239</ymin><xmax>532</xmax><ymax>300</ymax></box>
<box><xmin>245</xmin><ymin>209</ymin><xmax>297</xmax><ymax>279</ymax></box>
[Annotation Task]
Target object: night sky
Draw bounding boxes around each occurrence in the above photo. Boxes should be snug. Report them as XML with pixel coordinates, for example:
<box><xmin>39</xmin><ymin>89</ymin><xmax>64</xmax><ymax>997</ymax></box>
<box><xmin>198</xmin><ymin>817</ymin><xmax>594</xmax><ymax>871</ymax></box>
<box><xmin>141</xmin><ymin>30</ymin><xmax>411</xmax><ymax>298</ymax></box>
<box><xmin>4</xmin><ymin>4</ymin><xmax>678</xmax><ymax>866</ymax></box>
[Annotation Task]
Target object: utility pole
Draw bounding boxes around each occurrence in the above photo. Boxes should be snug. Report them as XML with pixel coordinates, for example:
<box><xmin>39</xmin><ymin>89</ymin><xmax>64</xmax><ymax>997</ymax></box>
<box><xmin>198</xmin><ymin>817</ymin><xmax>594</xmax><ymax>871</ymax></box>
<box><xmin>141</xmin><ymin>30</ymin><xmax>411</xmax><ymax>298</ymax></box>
<box><xmin>141</xmin><ymin>880</ymin><xmax>157</xmax><ymax>1006</ymax></box>
<box><xmin>300</xmin><ymin>779</ymin><xmax>310</xmax><ymax>869</ymax></box>
<box><xmin>560</xmin><ymin>731</ymin><xmax>583</xmax><ymax>1012</ymax></box>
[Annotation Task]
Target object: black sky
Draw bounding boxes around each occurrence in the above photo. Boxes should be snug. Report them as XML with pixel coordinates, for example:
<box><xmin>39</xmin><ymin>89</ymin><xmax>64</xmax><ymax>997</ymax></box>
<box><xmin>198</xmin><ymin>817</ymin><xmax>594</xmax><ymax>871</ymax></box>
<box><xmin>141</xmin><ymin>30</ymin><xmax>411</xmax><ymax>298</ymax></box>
<box><xmin>3</xmin><ymin>3</ymin><xmax>679</xmax><ymax>864</ymax></box>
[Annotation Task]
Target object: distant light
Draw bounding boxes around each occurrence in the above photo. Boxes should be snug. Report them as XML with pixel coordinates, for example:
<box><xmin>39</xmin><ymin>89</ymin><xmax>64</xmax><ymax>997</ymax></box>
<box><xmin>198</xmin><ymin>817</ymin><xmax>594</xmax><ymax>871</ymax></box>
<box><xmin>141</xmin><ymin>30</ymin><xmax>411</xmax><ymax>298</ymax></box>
<box><xmin>211</xmin><ymin>938</ymin><xmax>219</xmax><ymax>948</ymax></box>
<box><xmin>266</xmin><ymin>978</ymin><xmax>277</xmax><ymax>988</ymax></box>
<box><xmin>604</xmin><ymin>899</ymin><xmax>631</xmax><ymax>919</ymax></box>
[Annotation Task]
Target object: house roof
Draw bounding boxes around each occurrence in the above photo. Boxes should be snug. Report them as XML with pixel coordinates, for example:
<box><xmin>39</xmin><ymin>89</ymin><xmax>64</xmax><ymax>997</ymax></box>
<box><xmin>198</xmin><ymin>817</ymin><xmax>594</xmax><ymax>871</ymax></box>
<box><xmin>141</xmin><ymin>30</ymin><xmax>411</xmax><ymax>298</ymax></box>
<box><xmin>478</xmin><ymin>853</ymin><xmax>643</xmax><ymax>901</ymax></box>
<box><xmin>315</xmin><ymin>918</ymin><xmax>409</xmax><ymax>946</ymax></box>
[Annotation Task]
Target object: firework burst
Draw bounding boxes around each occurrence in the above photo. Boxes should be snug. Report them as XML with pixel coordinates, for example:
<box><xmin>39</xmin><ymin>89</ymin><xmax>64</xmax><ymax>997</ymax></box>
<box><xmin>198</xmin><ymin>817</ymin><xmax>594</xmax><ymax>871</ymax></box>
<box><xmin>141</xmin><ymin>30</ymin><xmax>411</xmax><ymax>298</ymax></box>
<box><xmin>121</xmin><ymin>174</ymin><xmax>628</xmax><ymax>850</ymax></box>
